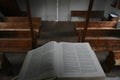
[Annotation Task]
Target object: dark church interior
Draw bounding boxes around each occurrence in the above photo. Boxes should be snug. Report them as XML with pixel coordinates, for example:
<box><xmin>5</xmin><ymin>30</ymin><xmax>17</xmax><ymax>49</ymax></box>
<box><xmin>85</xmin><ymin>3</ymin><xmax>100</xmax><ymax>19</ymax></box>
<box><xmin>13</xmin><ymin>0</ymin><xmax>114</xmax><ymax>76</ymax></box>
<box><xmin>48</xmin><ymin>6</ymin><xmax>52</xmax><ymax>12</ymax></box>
<box><xmin>0</xmin><ymin>0</ymin><xmax>120</xmax><ymax>80</ymax></box>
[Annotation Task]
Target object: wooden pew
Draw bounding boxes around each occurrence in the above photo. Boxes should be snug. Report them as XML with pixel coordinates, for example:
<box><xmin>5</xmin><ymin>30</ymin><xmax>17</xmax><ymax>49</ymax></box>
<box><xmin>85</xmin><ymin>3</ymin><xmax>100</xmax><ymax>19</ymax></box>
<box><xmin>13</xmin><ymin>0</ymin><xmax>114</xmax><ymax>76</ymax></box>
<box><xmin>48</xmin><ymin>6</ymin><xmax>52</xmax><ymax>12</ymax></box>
<box><xmin>75</xmin><ymin>21</ymin><xmax>117</xmax><ymax>38</ymax></box>
<box><xmin>0</xmin><ymin>22</ymin><xmax>40</xmax><ymax>32</ymax></box>
<box><xmin>84</xmin><ymin>29</ymin><xmax>120</xmax><ymax>66</ymax></box>
<box><xmin>5</xmin><ymin>17</ymin><xmax>41</xmax><ymax>36</ymax></box>
<box><xmin>75</xmin><ymin>21</ymin><xmax>120</xmax><ymax>70</ymax></box>
<box><xmin>85</xmin><ymin>37</ymin><xmax>120</xmax><ymax>51</ymax></box>
<box><xmin>0</xmin><ymin>22</ymin><xmax>38</xmax><ymax>71</ymax></box>
<box><xmin>71</xmin><ymin>10</ymin><xmax>105</xmax><ymax>21</ymax></box>
<box><xmin>75</xmin><ymin>21</ymin><xmax>120</xmax><ymax>58</ymax></box>
<box><xmin>75</xmin><ymin>21</ymin><xmax>117</xmax><ymax>31</ymax></box>
<box><xmin>0</xmin><ymin>22</ymin><xmax>38</xmax><ymax>53</ymax></box>
<box><xmin>0</xmin><ymin>31</ymin><xmax>32</xmax><ymax>52</ymax></box>
<box><xmin>77</xmin><ymin>29</ymin><xmax>120</xmax><ymax>51</ymax></box>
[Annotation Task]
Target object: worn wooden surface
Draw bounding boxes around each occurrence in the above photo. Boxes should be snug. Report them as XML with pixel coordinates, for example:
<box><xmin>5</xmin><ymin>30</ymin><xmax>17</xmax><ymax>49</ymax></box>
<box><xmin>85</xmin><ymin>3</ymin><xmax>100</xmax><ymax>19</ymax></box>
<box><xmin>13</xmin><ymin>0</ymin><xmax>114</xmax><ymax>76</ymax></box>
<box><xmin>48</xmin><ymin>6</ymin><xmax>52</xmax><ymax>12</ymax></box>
<box><xmin>75</xmin><ymin>21</ymin><xmax>118</xmax><ymax>41</ymax></box>
<box><xmin>5</xmin><ymin>17</ymin><xmax>41</xmax><ymax>36</ymax></box>
<box><xmin>5</xmin><ymin>17</ymin><xmax>41</xmax><ymax>23</ymax></box>
<box><xmin>0</xmin><ymin>38</ymin><xmax>32</xmax><ymax>52</ymax></box>
<box><xmin>71</xmin><ymin>10</ymin><xmax>104</xmax><ymax>18</ymax></box>
<box><xmin>75</xmin><ymin>21</ymin><xmax>117</xmax><ymax>30</ymax></box>
<box><xmin>0</xmin><ymin>31</ymin><xmax>32</xmax><ymax>53</ymax></box>
<box><xmin>85</xmin><ymin>37</ymin><xmax>120</xmax><ymax>51</ymax></box>
<box><xmin>75</xmin><ymin>21</ymin><xmax>120</xmax><ymax>59</ymax></box>
<box><xmin>0</xmin><ymin>22</ymin><xmax>37</xmax><ymax>53</ymax></box>
<box><xmin>0</xmin><ymin>22</ymin><xmax>39</xmax><ymax>32</ymax></box>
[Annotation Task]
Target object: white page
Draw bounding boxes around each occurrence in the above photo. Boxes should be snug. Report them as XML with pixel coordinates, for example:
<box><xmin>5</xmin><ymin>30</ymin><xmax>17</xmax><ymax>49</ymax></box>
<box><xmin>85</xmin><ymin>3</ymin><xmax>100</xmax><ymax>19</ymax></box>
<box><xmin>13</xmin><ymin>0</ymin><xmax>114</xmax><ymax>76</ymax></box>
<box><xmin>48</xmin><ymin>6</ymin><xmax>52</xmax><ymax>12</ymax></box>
<box><xmin>18</xmin><ymin>41</ymin><xmax>58</xmax><ymax>80</ymax></box>
<box><xmin>57</xmin><ymin>42</ymin><xmax>105</xmax><ymax>80</ymax></box>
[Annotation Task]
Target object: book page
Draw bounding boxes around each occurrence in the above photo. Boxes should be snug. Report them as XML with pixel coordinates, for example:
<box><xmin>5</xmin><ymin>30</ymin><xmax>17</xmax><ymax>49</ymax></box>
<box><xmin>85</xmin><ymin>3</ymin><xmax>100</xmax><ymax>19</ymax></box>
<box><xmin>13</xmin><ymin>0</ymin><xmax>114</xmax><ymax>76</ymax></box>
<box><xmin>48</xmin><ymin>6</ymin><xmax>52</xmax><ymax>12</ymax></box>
<box><xmin>18</xmin><ymin>41</ymin><xmax>58</xmax><ymax>80</ymax></box>
<box><xmin>57</xmin><ymin>42</ymin><xmax>105</xmax><ymax>80</ymax></box>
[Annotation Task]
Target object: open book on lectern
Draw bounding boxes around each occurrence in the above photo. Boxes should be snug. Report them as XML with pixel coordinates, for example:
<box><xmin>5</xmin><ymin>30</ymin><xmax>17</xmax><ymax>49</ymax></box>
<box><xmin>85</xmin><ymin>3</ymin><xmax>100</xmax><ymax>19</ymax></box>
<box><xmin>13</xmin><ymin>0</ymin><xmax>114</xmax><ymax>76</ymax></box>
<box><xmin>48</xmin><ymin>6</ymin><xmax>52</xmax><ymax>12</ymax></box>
<box><xmin>17</xmin><ymin>41</ymin><xmax>106</xmax><ymax>80</ymax></box>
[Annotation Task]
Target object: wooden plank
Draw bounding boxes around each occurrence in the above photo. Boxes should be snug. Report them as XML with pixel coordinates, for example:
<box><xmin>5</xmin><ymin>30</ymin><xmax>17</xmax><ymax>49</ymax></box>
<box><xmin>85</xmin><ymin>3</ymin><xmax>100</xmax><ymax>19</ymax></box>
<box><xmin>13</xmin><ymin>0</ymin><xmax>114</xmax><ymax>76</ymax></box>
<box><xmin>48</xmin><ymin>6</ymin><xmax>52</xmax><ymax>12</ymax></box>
<box><xmin>84</xmin><ymin>29</ymin><xmax>120</xmax><ymax>37</ymax></box>
<box><xmin>78</xmin><ymin>29</ymin><xmax>120</xmax><ymax>41</ymax></box>
<box><xmin>0</xmin><ymin>23</ymin><xmax>34</xmax><ymax>52</ymax></box>
<box><xmin>71</xmin><ymin>11</ymin><xmax>87</xmax><ymax>17</ymax></box>
<box><xmin>0</xmin><ymin>39</ymin><xmax>32</xmax><ymax>52</ymax></box>
<box><xmin>0</xmin><ymin>22</ymin><xmax>40</xmax><ymax>32</ymax></box>
<box><xmin>5</xmin><ymin>17</ymin><xmax>41</xmax><ymax>37</ymax></box>
<box><xmin>6</xmin><ymin>17</ymin><xmax>41</xmax><ymax>23</ymax></box>
<box><xmin>85</xmin><ymin>37</ymin><xmax>120</xmax><ymax>51</ymax></box>
<box><xmin>0</xmin><ymin>31</ymin><xmax>32</xmax><ymax>38</ymax></box>
<box><xmin>0</xmin><ymin>34</ymin><xmax>33</xmax><ymax>52</ymax></box>
<box><xmin>6</xmin><ymin>17</ymin><xmax>41</xmax><ymax>31</ymax></box>
<box><xmin>75</xmin><ymin>21</ymin><xmax>117</xmax><ymax>42</ymax></box>
<box><xmin>75</xmin><ymin>21</ymin><xmax>117</xmax><ymax>30</ymax></box>
<box><xmin>0</xmin><ymin>33</ymin><xmax>32</xmax><ymax>52</ymax></box>
<box><xmin>75</xmin><ymin>21</ymin><xmax>120</xmax><ymax>52</ymax></box>
<box><xmin>71</xmin><ymin>10</ymin><xmax>104</xmax><ymax>18</ymax></box>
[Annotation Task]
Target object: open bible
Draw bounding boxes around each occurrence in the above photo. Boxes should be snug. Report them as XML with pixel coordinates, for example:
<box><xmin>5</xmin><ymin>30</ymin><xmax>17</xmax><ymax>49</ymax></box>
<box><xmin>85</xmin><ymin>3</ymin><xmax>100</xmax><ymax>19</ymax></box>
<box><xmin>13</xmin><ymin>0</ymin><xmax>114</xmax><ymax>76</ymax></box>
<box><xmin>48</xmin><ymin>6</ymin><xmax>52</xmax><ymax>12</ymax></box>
<box><xmin>17</xmin><ymin>41</ymin><xmax>106</xmax><ymax>80</ymax></box>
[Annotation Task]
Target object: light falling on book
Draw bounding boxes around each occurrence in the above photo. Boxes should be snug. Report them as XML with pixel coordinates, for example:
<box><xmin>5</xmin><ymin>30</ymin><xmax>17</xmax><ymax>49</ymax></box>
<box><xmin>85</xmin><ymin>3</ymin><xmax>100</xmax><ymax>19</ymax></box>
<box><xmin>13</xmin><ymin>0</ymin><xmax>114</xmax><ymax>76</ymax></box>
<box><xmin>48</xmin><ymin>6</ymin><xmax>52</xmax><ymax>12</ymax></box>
<box><xmin>17</xmin><ymin>41</ymin><xmax>106</xmax><ymax>80</ymax></box>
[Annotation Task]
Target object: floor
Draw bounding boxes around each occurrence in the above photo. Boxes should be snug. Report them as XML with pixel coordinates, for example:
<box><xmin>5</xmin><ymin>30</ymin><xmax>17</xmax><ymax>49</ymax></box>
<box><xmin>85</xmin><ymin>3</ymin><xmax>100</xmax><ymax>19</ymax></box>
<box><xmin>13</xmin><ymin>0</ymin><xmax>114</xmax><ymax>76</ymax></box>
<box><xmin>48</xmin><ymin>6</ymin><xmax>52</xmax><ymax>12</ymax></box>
<box><xmin>0</xmin><ymin>21</ymin><xmax>120</xmax><ymax>80</ymax></box>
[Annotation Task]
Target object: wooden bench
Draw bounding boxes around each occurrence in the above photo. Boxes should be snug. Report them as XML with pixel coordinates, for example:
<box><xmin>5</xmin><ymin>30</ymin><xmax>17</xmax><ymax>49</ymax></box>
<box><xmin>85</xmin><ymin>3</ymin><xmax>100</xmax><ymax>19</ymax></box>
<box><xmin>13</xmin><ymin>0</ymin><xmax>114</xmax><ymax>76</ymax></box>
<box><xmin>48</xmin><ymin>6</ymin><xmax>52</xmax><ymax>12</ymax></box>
<box><xmin>0</xmin><ymin>21</ymin><xmax>38</xmax><ymax>73</ymax></box>
<box><xmin>75</xmin><ymin>21</ymin><xmax>117</xmax><ymax>39</ymax></box>
<box><xmin>5</xmin><ymin>17</ymin><xmax>41</xmax><ymax>36</ymax></box>
<box><xmin>0</xmin><ymin>31</ymin><xmax>32</xmax><ymax>53</ymax></box>
<box><xmin>0</xmin><ymin>22</ymin><xmax>38</xmax><ymax>52</ymax></box>
<box><xmin>75</xmin><ymin>21</ymin><xmax>119</xmax><ymax>50</ymax></box>
<box><xmin>75</xmin><ymin>21</ymin><xmax>119</xmax><ymax>72</ymax></box>
<box><xmin>71</xmin><ymin>10</ymin><xmax>105</xmax><ymax>21</ymax></box>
